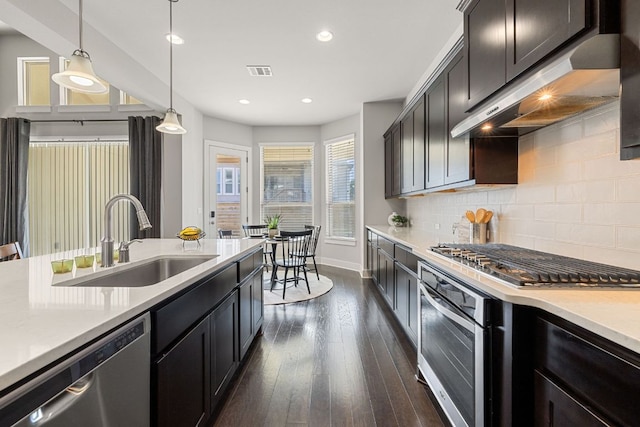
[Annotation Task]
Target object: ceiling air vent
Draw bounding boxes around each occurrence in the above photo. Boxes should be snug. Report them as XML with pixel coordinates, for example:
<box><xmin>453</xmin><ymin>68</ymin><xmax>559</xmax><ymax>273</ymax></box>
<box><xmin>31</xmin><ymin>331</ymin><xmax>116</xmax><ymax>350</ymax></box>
<box><xmin>246</xmin><ymin>65</ymin><xmax>272</xmax><ymax>77</ymax></box>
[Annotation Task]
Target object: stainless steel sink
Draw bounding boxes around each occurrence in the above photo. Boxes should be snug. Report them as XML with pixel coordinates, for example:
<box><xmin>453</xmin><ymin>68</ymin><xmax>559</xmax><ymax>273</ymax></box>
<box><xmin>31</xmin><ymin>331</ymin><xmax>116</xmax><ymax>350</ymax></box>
<box><xmin>62</xmin><ymin>256</ymin><xmax>217</xmax><ymax>287</ymax></box>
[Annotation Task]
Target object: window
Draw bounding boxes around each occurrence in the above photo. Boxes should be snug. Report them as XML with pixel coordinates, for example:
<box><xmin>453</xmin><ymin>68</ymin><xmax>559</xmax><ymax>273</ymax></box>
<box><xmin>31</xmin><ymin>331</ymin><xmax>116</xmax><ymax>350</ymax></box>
<box><xmin>58</xmin><ymin>57</ymin><xmax>110</xmax><ymax>105</ymax></box>
<box><xmin>325</xmin><ymin>135</ymin><xmax>355</xmax><ymax>241</ymax></box>
<box><xmin>216</xmin><ymin>166</ymin><xmax>240</xmax><ymax>196</ymax></box>
<box><xmin>27</xmin><ymin>139</ymin><xmax>130</xmax><ymax>256</ymax></box>
<box><xmin>17</xmin><ymin>57</ymin><xmax>50</xmax><ymax>106</ymax></box>
<box><xmin>260</xmin><ymin>145</ymin><xmax>313</xmax><ymax>230</ymax></box>
<box><xmin>119</xmin><ymin>91</ymin><xmax>144</xmax><ymax>105</ymax></box>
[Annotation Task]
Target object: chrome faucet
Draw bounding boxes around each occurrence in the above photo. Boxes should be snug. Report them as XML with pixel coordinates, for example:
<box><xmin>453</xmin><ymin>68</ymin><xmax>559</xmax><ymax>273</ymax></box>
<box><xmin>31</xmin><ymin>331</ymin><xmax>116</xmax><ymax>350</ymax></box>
<box><xmin>101</xmin><ymin>194</ymin><xmax>152</xmax><ymax>267</ymax></box>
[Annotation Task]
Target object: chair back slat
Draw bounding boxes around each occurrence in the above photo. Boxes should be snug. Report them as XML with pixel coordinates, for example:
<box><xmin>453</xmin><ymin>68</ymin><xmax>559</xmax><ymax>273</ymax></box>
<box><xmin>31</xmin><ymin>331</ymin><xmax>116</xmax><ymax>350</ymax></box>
<box><xmin>275</xmin><ymin>229</ymin><xmax>313</xmax><ymax>267</ymax></box>
<box><xmin>0</xmin><ymin>242</ymin><xmax>23</xmax><ymax>262</ymax></box>
<box><xmin>242</xmin><ymin>224</ymin><xmax>268</xmax><ymax>238</ymax></box>
<box><xmin>304</xmin><ymin>225</ymin><xmax>321</xmax><ymax>255</ymax></box>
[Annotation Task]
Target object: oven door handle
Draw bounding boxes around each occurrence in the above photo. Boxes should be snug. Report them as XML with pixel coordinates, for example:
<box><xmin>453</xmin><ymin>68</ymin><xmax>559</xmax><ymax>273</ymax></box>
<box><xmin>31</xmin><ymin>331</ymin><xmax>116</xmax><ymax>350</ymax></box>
<box><xmin>421</xmin><ymin>284</ymin><xmax>475</xmax><ymax>333</ymax></box>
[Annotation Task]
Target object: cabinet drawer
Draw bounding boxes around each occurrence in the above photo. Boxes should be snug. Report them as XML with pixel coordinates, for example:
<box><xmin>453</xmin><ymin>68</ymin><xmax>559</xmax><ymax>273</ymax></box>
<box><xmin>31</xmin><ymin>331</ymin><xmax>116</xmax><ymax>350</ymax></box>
<box><xmin>152</xmin><ymin>264</ymin><xmax>237</xmax><ymax>354</ymax></box>
<box><xmin>534</xmin><ymin>370</ymin><xmax>609</xmax><ymax>426</ymax></box>
<box><xmin>395</xmin><ymin>245</ymin><xmax>418</xmax><ymax>273</ymax></box>
<box><xmin>378</xmin><ymin>237</ymin><xmax>394</xmax><ymax>257</ymax></box>
<box><xmin>239</xmin><ymin>248</ymin><xmax>263</xmax><ymax>283</ymax></box>
<box><xmin>536</xmin><ymin>317</ymin><xmax>640</xmax><ymax>426</ymax></box>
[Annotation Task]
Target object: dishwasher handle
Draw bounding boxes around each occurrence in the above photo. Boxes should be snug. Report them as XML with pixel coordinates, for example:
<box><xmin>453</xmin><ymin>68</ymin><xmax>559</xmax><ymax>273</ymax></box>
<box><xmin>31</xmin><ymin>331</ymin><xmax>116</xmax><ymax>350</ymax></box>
<box><xmin>26</xmin><ymin>373</ymin><xmax>95</xmax><ymax>426</ymax></box>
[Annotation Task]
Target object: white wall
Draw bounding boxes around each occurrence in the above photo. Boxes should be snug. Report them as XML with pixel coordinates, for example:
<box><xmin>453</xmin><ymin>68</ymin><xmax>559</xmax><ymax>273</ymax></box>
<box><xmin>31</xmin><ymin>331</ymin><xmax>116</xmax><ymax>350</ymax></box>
<box><xmin>319</xmin><ymin>114</ymin><xmax>360</xmax><ymax>270</ymax></box>
<box><xmin>406</xmin><ymin>102</ymin><xmax>640</xmax><ymax>270</ymax></box>
<box><xmin>360</xmin><ymin>101</ymin><xmax>407</xmax><ymax>275</ymax></box>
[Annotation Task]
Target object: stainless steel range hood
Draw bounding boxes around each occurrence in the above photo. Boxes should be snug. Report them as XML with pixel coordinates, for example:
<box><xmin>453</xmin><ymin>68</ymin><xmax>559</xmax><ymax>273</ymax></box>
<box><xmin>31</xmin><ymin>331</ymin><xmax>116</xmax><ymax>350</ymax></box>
<box><xmin>451</xmin><ymin>34</ymin><xmax>620</xmax><ymax>138</ymax></box>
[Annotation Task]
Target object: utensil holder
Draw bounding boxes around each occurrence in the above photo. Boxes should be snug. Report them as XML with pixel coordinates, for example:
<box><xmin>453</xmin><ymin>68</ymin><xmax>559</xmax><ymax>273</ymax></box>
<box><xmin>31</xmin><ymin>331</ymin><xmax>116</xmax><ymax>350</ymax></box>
<box><xmin>470</xmin><ymin>223</ymin><xmax>488</xmax><ymax>244</ymax></box>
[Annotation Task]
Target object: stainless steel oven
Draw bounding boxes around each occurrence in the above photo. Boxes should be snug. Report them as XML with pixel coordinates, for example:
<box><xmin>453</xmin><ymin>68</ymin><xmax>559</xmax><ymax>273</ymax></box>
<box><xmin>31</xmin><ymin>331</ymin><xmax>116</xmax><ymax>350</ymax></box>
<box><xmin>418</xmin><ymin>261</ymin><xmax>492</xmax><ymax>427</ymax></box>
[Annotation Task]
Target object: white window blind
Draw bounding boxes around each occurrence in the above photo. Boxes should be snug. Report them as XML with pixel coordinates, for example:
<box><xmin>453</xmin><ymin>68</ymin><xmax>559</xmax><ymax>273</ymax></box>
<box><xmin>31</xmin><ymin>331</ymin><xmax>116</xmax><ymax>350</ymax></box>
<box><xmin>326</xmin><ymin>136</ymin><xmax>355</xmax><ymax>240</ymax></box>
<box><xmin>27</xmin><ymin>139</ymin><xmax>130</xmax><ymax>256</ymax></box>
<box><xmin>260</xmin><ymin>145</ymin><xmax>313</xmax><ymax>230</ymax></box>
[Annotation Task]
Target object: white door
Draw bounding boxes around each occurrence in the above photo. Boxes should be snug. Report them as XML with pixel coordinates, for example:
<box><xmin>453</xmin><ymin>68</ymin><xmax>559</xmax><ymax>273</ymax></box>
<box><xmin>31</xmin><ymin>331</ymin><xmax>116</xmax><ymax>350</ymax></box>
<box><xmin>204</xmin><ymin>142</ymin><xmax>249</xmax><ymax>238</ymax></box>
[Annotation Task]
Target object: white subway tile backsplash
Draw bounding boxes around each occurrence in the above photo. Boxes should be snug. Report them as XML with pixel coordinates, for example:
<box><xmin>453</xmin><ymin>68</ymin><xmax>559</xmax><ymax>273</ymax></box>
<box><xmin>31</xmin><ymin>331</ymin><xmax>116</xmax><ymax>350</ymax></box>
<box><xmin>617</xmin><ymin>227</ymin><xmax>640</xmax><ymax>253</ymax></box>
<box><xmin>555</xmin><ymin>182</ymin><xmax>587</xmax><ymax>203</ymax></box>
<box><xmin>617</xmin><ymin>177</ymin><xmax>640</xmax><ymax>201</ymax></box>
<box><xmin>556</xmin><ymin>223</ymin><xmax>616</xmax><ymax>247</ymax></box>
<box><xmin>516</xmin><ymin>184</ymin><xmax>556</xmax><ymax>204</ymax></box>
<box><xmin>534</xmin><ymin>203</ymin><xmax>582</xmax><ymax>223</ymax></box>
<box><xmin>584</xmin><ymin>180</ymin><xmax>616</xmax><ymax>202</ymax></box>
<box><xmin>612</xmin><ymin>203</ymin><xmax>640</xmax><ymax>226</ymax></box>
<box><xmin>405</xmin><ymin>105</ymin><xmax>640</xmax><ymax>266</ymax></box>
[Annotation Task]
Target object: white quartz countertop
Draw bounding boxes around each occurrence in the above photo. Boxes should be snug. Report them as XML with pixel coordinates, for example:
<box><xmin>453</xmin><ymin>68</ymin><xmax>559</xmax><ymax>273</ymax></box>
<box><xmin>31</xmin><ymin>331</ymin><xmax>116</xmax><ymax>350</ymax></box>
<box><xmin>367</xmin><ymin>225</ymin><xmax>640</xmax><ymax>354</ymax></box>
<box><xmin>0</xmin><ymin>238</ymin><xmax>263</xmax><ymax>393</ymax></box>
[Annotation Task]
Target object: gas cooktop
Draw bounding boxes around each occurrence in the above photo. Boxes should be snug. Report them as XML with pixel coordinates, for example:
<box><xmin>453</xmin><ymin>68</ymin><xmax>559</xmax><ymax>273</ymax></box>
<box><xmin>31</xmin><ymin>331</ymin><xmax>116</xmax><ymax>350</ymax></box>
<box><xmin>431</xmin><ymin>243</ymin><xmax>640</xmax><ymax>288</ymax></box>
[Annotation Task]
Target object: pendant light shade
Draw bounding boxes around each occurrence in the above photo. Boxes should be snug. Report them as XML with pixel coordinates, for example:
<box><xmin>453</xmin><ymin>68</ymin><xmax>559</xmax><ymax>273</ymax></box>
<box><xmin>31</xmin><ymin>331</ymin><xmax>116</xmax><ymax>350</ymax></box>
<box><xmin>157</xmin><ymin>0</ymin><xmax>187</xmax><ymax>135</ymax></box>
<box><xmin>156</xmin><ymin>108</ymin><xmax>186</xmax><ymax>134</ymax></box>
<box><xmin>52</xmin><ymin>0</ymin><xmax>107</xmax><ymax>94</ymax></box>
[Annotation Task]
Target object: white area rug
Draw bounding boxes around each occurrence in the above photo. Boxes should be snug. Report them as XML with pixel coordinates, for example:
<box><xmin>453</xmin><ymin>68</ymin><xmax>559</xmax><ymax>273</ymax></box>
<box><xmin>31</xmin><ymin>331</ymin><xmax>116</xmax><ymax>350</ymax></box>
<box><xmin>263</xmin><ymin>270</ymin><xmax>334</xmax><ymax>305</ymax></box>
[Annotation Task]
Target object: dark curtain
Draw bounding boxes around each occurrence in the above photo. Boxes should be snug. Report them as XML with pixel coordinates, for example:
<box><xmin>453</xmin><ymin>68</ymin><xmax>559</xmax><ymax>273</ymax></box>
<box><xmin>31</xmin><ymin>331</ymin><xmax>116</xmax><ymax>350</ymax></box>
<box><xmin>128</xmin><ymin>116</ymin><xmax>162</xmax><ymax>238</ymax></box>
<box><xmin>0</xmin><ymin>118</ymin><xmax>30</xmax><ymax>256</ymax></box>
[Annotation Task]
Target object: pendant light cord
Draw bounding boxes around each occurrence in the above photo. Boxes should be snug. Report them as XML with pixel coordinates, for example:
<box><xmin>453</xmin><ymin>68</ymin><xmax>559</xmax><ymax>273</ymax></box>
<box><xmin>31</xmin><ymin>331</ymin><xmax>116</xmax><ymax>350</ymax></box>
<box><xmin>78</xmin><ymin>0</ymin><xmax>84</xmax><ymax>52</ymax></box>
<box><xmin>169</xmin><ymin>0</ymin><xmax>175</xmax><ymax>109</ymax></box>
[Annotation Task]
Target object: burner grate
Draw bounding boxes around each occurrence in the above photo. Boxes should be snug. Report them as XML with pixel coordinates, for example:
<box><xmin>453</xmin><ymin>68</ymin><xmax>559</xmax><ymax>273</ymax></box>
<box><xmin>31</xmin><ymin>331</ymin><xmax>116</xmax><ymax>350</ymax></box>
<box><xmin>432</xmin><ymin>243</ymin><xmax>640</xmax><ymax>288</ymax></box>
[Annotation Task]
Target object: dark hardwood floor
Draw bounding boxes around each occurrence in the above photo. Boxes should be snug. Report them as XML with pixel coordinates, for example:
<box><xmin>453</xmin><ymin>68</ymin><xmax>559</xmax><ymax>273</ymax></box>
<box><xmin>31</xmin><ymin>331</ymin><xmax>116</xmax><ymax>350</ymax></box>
<box><xmin>213</xmin><ymin>265</ymin><xmax>446</xmax><ymax>426</ymax></box>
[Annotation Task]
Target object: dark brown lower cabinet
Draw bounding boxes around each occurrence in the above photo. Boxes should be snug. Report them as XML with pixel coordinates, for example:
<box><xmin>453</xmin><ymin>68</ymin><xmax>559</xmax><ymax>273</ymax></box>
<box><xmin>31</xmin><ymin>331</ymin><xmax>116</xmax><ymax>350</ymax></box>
<box><xmin>368</xmin><ymin>231</ymin><xmax>418</xmax><ymax>348</ymax></box>
<box><xmin>239</xmin><ymin>270</ymin><xmax>263</xmax><ymax>359</ymax></box>
<box><xmin>152</xmin><ymin>248</ymin><xmax>264</xmax><ymax>427</ymax></box>
<box><xmin>155</xmin><ymin>316</ymin><xmax>211</xmax><ymax>427</ymax></box>
<box><xmin>211</xmin><ymin>291</ymin><xmax>240</xmax><ymax>410</ymax></box>
<box><xmin>377</xmin><ymin>249</ymin><xmax>395</xmax><ymax>306</ymax></box>
<box><xmin>534</xmin><ymin>370</ymin><xmax>609</xmax><ymax>427</ymax></box>
<box><xmin>394</xmin><ymin>263</ymin><xmax>418</xmax><ymax>345</ymax></box>
<box><xmin>534</xmin><ymin>315</ymin><xmax>640</xmax><ymax>426</ymax></box>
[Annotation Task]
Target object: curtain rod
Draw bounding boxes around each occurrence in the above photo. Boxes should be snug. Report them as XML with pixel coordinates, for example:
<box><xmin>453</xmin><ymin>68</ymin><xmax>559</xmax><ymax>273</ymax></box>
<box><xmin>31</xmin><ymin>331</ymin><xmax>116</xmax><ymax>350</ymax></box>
<box><xmin>30</xmin><ymin>119</ymin><xmax>128</xmax><ymax>125</ymax></box>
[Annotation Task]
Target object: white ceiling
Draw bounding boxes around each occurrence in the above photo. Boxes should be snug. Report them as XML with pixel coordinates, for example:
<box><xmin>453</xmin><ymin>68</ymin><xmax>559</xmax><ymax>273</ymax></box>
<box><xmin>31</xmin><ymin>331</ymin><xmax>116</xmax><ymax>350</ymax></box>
<box><xmin>8</xmin><ymin>1</ymin><xmax>462</xmax><ymax>126</ymax></box>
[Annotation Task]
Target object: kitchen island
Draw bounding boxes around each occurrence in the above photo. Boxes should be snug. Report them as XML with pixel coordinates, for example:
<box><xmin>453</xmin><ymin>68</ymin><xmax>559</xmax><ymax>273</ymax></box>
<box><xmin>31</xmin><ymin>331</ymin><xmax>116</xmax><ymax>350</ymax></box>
<box><xmin>0</xmin><ymin>238</ymin><xmax>263</xmax><ymax>394</ymax></box>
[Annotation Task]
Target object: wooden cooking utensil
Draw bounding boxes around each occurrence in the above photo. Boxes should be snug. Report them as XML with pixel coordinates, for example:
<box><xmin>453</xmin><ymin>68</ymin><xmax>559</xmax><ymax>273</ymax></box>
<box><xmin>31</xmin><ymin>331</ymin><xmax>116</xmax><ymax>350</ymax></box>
<box><xmin>465</xmin><ymin>210</ymin><xmax>475</xmax><ymax>223</ymax></box>
<box><xmin>483</xmin><ymin>210</ymin><xmax>493</xmax><ymax>223</ymax></box>
<box><xmin>475</xmin><ymin>208</ymin><xmax>487</xmax><ymax>224</ymax></box>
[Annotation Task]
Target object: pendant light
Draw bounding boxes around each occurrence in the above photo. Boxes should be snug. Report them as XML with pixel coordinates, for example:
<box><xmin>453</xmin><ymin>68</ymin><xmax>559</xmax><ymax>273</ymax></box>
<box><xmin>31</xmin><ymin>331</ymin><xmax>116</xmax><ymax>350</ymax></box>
<box><xmin>157</xmin><ymin>0</ymin><xmax>187</xmax><ymax>134</ymax></box>
<box><xmin>52</xmin><ymin>0</ymin><xmax>107</xmax><ymax>94</ymax></box>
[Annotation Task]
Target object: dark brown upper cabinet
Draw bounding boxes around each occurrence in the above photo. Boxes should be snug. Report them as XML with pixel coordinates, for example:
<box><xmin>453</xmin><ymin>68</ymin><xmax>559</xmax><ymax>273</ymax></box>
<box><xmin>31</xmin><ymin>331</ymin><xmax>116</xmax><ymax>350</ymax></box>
<box><xmin>505</xmin><ymin>0</ymin><xmax>589</xmax><ymax>80</ymax></box>
<box><xmin>401</xmin><ymin>95</ymin><xmax>426</xmax><ymax>193</ymax></box>
<box><xmin>464</xmin><ymin>0</ymin><xmax>617</xmax><ymax>112</ymax></box>
<box><xmin>384</xmin><ymin>124</ymin><xmax>402</xmax><ymax>199</ymax></box>
<box><xmin>445</xmin><ymin>52</ymin><xmax>471</xmax><ymax>185</ymax></box>
<box><xmin>426</xmin><ymin>79</ymin><xmax>446</xmax><ymax>189</ymax></box>
<box><xmin>382</xmin><ymin>45</ymin><xmax>518</xmax><ymax>198</ymax></box>
<box><xmin>464</xmin><ymin>0</ymin><xmax>507</xmax><ymax>110</ymax></box>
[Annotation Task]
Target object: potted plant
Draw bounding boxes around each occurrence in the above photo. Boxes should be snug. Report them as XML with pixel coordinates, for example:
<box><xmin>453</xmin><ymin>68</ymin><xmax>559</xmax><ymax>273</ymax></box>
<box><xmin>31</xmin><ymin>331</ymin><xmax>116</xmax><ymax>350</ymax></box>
<box><xmin>265</xmin><ymin>214</ymin><xmax>282</xmax><ymax>238</ymax></box>
<box><xmin>391</xmin><ymin>214</ymin><xmax>409</xmax><ymax>227</ymax></box>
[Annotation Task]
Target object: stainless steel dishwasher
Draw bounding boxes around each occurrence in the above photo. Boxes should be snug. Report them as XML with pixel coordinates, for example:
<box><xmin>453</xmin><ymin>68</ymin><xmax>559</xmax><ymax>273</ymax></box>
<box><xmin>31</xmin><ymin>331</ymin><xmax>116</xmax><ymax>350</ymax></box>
<box><xmin>0</xmin><ymin>313</ymin><xmax>150</xmax><ymax>427</ymax></box>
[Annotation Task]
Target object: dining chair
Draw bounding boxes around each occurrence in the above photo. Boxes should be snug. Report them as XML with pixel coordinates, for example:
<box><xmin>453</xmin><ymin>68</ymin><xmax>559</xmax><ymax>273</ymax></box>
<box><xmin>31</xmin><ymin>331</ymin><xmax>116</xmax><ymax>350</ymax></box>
<box><xmin>242</xmin><ymin>224</ymin><xmax>268</xmax><ymax>237</ymax></box>
<box><xmin>218</xmin><ymin>229</ymin><xmax>233</xmax><ymax>239</ymax></box>
<box><xmin>303</xmin><ymin>225</ymin><xmax>321</xmax><ymax>280</ymax></box>
<box><xmin>271</xmin><ymin>229</ymin><xmax>313</xmax><ymax>298</ymax></box>
<box><xmin>242</xmin><ymin>224</ymin><xmax>271</xmax><ymax>271</ymax></box>
<box><xmin>0</xmin><ymin>242</ymin><xmax>23</xmax><ymax>262</ymax></box>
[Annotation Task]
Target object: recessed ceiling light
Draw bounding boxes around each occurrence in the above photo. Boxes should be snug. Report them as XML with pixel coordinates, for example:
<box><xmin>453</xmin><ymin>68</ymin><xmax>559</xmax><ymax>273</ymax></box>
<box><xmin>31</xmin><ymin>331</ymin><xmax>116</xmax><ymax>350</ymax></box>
<box><xmin>316</xmin><ymin>30</ymin><xmax>333</xmax><ymax>42</ymax></box>
<box><xmin>165</xmin><ymin>33</ymin><xmax>184</xmax><ymax>45</ymax></box>
<box><xmin>239</xmin><ymin>99</ymin><xmax>250</xmax><ymax>105</ymax></box>
<box><xmin>301</xmin><ymin>98</ymin><xmax>313</xmax><ymax>104</ymax></box>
